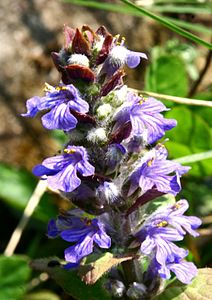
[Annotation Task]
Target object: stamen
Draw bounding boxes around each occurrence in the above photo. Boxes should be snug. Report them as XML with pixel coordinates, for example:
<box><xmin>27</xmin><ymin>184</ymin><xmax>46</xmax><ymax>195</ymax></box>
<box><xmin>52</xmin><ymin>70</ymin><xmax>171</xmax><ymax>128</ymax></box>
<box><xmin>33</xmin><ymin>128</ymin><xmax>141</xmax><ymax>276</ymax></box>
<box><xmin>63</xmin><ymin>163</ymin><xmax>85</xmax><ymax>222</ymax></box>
<box><xmin>114</xmin><ymin>34</ymin><xmax>121</xmax><ymax>45</ymax></box>
<box><xmin>56</xmin><ymin>86</ymin><xmax>67</xmax><ymax>91</ymax></box>
<box><xmin>44</xmin><ymin>82</ymin><xmax>55</xmax><ymax>92</ymax></box>
<box><xmin>120</xmin><ymin>36</ymin><xmax>126</xmax><ymax>46</ymax></box>
<box><xmin>147</xmin><ymin>158</ymin><xmax>154</xmax><ymax>167</ymax></box>
<box><xmin>157</xmin><ymin>143</ymin><xmax>165</xmax><ymax>148</ymax></box>
<box><xmin>84</xmin><ymin>218</ymin><xmax>92</xmax><ymax>226</ymax></box>
<box><xmin>156</xmin><ymin>221</ymin><xmax>168</xmax><ymax>227</ymax></box>
<box><xmin>172</xmin><ymin>203</ymin><xmax>182</xmax><ymax>210</ymax></box>
<box><xmin>64</xmin><ymin>148</ymin><xmax>76</xmax><ymax>154</ymax></box>
<box><xmin>138</xmin><ymin>96</ymin><xmax>147</xmax><ymax>104</ymax></box>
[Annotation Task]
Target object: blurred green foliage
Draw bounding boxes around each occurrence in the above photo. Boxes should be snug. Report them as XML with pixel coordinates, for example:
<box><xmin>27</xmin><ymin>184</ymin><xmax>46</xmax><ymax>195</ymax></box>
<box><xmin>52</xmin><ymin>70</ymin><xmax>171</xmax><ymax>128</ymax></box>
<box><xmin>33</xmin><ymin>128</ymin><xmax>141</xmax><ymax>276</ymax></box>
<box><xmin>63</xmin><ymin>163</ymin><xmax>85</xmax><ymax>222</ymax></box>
<box><xmin>0</xmin><ymin>164</ymin><xmax>58</xmax><ymax>222</ymax></box>
<box><xmin>0</xmin><ymin>0</ymin><xmax>211</xmax><ymax>299</ymax></box>
<box><xmin>66</xmin><ymin>0</ymin><xmax>212</xmax><ymax>48</ymax></box>
<box><xmin>0</xmin><ymin>255</ymin><xmax>31</xmax><ymax>300</ymax></box>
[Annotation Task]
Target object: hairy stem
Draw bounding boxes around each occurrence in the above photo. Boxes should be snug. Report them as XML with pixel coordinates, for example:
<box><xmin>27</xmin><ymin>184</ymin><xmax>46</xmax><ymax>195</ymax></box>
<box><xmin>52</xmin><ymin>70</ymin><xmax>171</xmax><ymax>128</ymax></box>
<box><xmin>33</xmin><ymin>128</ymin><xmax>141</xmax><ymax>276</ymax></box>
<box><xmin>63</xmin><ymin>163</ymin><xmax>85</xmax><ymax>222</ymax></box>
<box><xmin>128</xmin><ymin>88</ymin><xmax>212</xmax><ymax>107</ymax></box>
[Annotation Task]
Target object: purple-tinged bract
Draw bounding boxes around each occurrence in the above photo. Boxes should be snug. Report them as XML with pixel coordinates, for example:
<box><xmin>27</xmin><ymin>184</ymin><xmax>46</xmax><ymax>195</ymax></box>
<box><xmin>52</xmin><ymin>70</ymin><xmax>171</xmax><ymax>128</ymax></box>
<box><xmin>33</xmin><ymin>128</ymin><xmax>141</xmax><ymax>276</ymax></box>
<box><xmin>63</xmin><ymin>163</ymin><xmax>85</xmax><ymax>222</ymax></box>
<box><xmin>33</xmin><ymin>145</ymin><xmax>95</xmax><ymax>192</ymax></box>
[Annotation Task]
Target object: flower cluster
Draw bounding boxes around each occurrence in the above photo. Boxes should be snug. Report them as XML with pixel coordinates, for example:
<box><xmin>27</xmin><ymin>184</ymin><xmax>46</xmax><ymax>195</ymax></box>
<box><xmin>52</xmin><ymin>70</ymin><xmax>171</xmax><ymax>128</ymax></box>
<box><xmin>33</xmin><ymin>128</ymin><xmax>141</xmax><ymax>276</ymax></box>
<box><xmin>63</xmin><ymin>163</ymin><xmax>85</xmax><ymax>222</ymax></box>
<box><xmin>22</xmin><ymin>25</ymin><xmax>201</xmax><ymax>297</ymax></box>
<box><xmin>136</xmin><ymin>199</ymin><xmax>201</xmax><ymax>284</ymax></box>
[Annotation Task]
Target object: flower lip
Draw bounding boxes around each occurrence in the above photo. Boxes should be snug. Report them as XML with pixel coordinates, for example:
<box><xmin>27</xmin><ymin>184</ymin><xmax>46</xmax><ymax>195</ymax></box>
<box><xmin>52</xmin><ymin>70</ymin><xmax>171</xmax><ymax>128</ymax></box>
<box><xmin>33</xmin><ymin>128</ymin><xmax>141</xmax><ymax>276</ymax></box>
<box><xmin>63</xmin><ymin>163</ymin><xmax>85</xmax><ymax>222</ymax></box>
<box><xmin>102</xmin><ymin>45</ymin><xmax>147</xmax><ymax>76</ymax></box>
<box><xmin>113</xmin><ymin>93</ymin><xmax>177</xmax><ymax>145</ymax></box>
<box><xmin>135</xmin><ymin>199</ymin><xmax>201</xmax><ymax>260</ymax></box>
<box><xmin>22</xmin><ymin>83</ymin><xmax>89</xmax><ymax>131</ymax></box>
<box><xmin>48</xmin><ymin>212</ymin><xmax>111</xmax><ymax>263</ymax></box>
<box><xmin>128</xmin><ymin>146</ymin><xmax>189</xmax><ymax>196</ymax></box>
<box><xmin>33</xmin><ymin>145</ymin><xmax>95</xmax><ymax>193</ymax></box>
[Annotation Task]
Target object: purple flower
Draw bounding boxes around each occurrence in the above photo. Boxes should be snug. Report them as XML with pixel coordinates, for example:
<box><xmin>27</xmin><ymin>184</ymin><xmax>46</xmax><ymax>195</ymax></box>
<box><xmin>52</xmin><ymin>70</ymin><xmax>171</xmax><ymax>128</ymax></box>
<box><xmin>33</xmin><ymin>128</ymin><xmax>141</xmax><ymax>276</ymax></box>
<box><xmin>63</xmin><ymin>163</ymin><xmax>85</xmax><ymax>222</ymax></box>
<box><xmin>63</xmin><ymin>262</ymin><xmax>79</xmax><ymax>270</ymax></box>
<box><xmin>148</xmin><ymin>257</ymin><xmax>197</xmax><ymax>284</ymax></box>
<box><xmin>48</xmin><ymin>210</ymin><xmax>111</xmax><ymax>263</ymax></box>
<box><xmin>22</xmin><ymin>83</ymin><xmax>89</xmax><ymax>131</ymax></box>
<box><xmin>161</xmin><ymin>259</ymin><xmax>198</xmax><ymax>284</ymax></box>
<box><xmin>113</xmin><ymin>93</ymin><xmax>177</xmax><ymax>145</ymax></box>
<box><xmin>48</xmin><ymin>209</ymin><xmax>85</xmax><ymax>238</ymax></box>
<box><xmin>153</xmin><ymin>199</ymin><xmax>202</xmax><ymax>237</ymax></box>
<box><xmin>33</xmin><ymin>145</ymin><xmax>95</xmax><ymax>192</ymax></box>
<box><xmin>135</xmin><ymin>199</ymin><xmax>201</xmax><ymax>284</ymax></box>
<box><xmin>102</xmin><ymin>45</ymin><xmax>147</xmax><ymax>76</ymax></box>
<box><xmin>128</xmin><ymin>145</ymin><xmax>190</xmax><ymax>196</ymax></box>
<box><xmin>138</xmin><ymin>225</ymin><xmax>186</xmax><ymax>266</ymax></box>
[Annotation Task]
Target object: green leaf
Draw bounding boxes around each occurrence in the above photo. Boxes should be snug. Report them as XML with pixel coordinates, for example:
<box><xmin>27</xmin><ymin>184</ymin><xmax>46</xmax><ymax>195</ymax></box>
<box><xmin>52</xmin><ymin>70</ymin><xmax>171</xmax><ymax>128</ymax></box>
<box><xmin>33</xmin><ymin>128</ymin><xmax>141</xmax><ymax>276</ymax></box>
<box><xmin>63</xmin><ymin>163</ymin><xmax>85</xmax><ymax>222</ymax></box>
<box><xmin>166</xmin><ymin>107</ymin><xmax>193</xmax><ymax>144</ymax></box>
<box><xmin>50</xmin><ymin>130</ymin><xmax>68</xmax><ymax>146</ymax></box>
<box><xmin>164</xmin><ymin>17</ymin><xmax>212</xmax><ymax>35</ymax></box>
<box><xmin>165</xmin><ymin>141</ymin><xmax>191</xmax><ymax>158</ymax></box>
<box><xmin>30</xmin><ymin>258</ymin><xmax>111</xmax><ymax>300</ymax></box>
<box><xmin>151</xmin><ymin>4</ymin><xmax>211</xmax><ymax>15</ymax></box>
<box><xmin>146</xmin><ymin>194</ymin><xmax>176</xmax><ymax>215</ymax></box>
<box><xmin>165</xmin><ymin>106</ymin><xmax>212</xmax><ymax>176</ymax></box>
<box><xmin>145</xmin><ymin>55</ymin><xmax>188</xmax><ymax>97</ymax></box>
<box><xmin>23</xmin><ymin>291</ymin><xmax>60</xmax><ymax>300</ymax></box>
<box><xmin>121</xmin><ymin>0</ymin><xmax>212</xmax><ymax>49</ymax></box>
<box><xmin>79</xmin><ymin>252</ymin><xmax>136</xmax><ymax>284</ymax></box>
<box><xmin>154</xmin><ymin>268</ymin><xmax>212</xmax><ymax>300</ymax></box>
<box><xmin>193</xmin><ymin>104</ymin><xmax>212</xmax><ymax>127</ymax></box>
<box><xmin>0</xmin><ymin>164</ymin><xmax>57</xmax><ymax>222</ymax></box>
<box><xmin>182</xmin><ymin>181</ymin><xmax>212</xmax><ymax>216</ymax></box>
<box><xmin>0</xmin><ymin>164</ymin><xmax>36</xmax><ymax>209</ymax></box>
<box><xmin>0</xmin><ymin>255</ymin><xmax>31</xmax><ymax>300</ymax></box>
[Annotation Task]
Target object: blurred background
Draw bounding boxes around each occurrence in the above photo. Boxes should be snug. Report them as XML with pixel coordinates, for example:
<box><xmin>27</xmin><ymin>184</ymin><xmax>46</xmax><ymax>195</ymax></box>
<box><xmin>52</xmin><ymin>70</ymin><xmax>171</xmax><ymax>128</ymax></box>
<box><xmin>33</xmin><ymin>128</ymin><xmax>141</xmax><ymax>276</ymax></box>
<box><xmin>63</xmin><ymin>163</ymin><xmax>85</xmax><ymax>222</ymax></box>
<box><xmin>0</xmin><ymin>0</ymin><xmax>211</xmax><ymax>299</ymax></box>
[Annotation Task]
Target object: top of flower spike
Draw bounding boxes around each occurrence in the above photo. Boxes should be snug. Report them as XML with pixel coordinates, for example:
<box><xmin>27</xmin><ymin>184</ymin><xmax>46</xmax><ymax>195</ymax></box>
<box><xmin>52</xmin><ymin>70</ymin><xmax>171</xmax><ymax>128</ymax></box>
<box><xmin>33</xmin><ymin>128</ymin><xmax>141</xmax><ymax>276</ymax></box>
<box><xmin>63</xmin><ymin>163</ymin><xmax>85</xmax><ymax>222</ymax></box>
<box><xmin>101</xmin><ymin>34</ymin><xmax>147</xmax><ymax>76</ymax></box>
<box><xmin>51</xmin><ymin>25</ymin><xmax>147</xmax><ymax>84</ymax></box>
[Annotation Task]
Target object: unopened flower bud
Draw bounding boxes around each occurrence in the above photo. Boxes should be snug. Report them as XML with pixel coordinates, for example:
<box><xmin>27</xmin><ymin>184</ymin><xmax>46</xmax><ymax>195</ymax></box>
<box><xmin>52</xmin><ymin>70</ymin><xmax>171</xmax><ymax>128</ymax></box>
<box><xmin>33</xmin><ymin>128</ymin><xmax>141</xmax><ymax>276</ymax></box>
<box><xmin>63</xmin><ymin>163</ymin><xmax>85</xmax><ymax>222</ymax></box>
<box><xmin>97</xmin><ymin>181</ymin><xmax>123</xmax><ymax>207</ymax></box>
<box><xmin>105</xmin><ymin>279</ymin><xmax>126</xmax><ymax>298</ymax></box>
<box><xmin>113</xmin><ymin>85</ymin><xmax>128</xmax><ymax>107</ymax></box>
<box><xmin>105</xmin><ymin>143</ymin><xmax>126</xmax><ymax>174</ymax></box>
<box><xmin>126</xmin><ymin>282</ymin><xmax>147</xmax><ymax>299</ymax></box>
<box><xmin>107</xmin><ymin>45</ymin><xmax>128</xmax><ymax>69</ymax></box>
<box><xmin>104</xmin><ymin>85</ymin><xmax>127</xmax><ymax>108</ymax></box>
<box><xmin>96</xmin><ymin>103</ymin><xmax>112</xmax><ymax>119</ymax></box>
<box><xmin>102</xmin><ymin>45</ymin><xmax>147</xmax><ymax>76</ymax></box>
<box><xmin>58</xmin><ymin>48</ymin><xmax>70</xmax><ymax>65</ymax></box>
<box><xmin>93</xmin><ymin>35</ymin><xmax>105</xmax><ymax>52</ymax></box>
<box><xmin>67</xmin><ymin>53</ymin><xmax>90</xmax><ymax>67</ymax></box>
<box><xmin>127</xmin><ymin>134</ymin><xmax>147</xmax><ymax>153</ymax></box>
<box><xmin>87</xmin><ymin>128</ymin><xmax>108</xmax><ymax>144</ymax></box>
